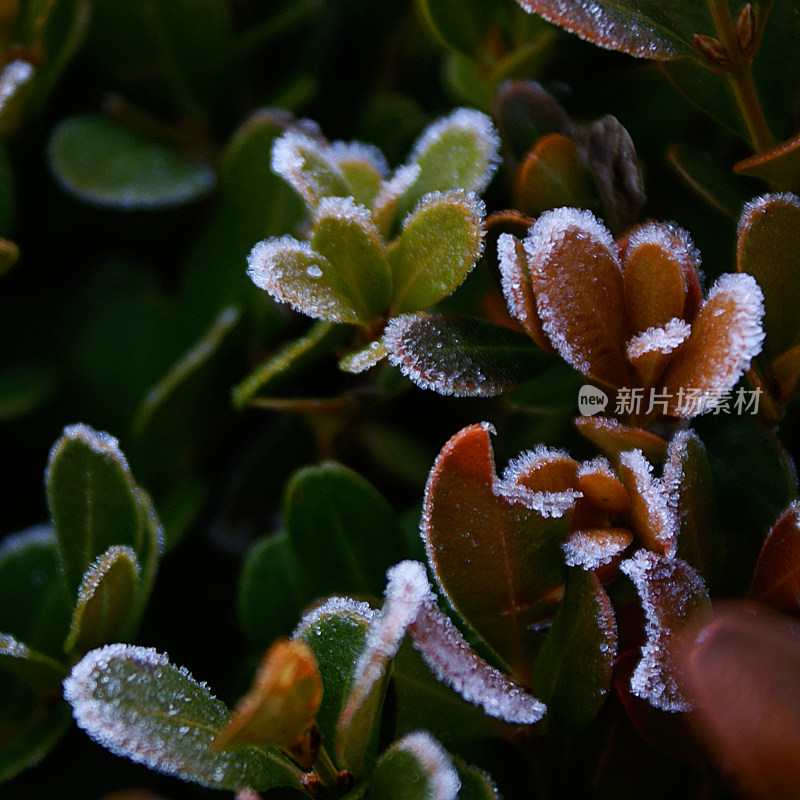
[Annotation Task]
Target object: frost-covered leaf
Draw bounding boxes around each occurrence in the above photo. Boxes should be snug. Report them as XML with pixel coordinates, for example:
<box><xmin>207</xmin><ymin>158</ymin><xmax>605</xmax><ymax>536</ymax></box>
<box><xmin>514</xmin><ymin>133</ymin><xmax>590</xmax><ymax>216</ymax></box>
<box><xmin>663</xmin><ymin>430</ymin><xmax>723</xmax><ymax>585</ymax></box>
<box><xmin>46</xmin><ymin>424</ymin><xmax>145</xmax><ymax>596</ymax></box>
<box><xmin>736</xmin><ymin>193</ymin><xmax>800</xmax><ymax>362</ymax></box>
<box><xmin>626</xmin><ymin>319</ymin><xmax>691</xmax><ymax>389</ymax></box>
<box><xmin>339</xmin><ymin>340</ymin><xmax>389</xmax><ymax>374</ymax></box>
<box><xmin>336</xmin><ymin>562</ymin><xmax>428</xmax><ymax>774</ymax></box>
<box><xmin>409</xmin><ymin>575</ymin><xmax>546</xmax><ymax>724</ymax></box>
<box><xmin>452</xmin><ymin>757</ymin><xmax>501</xmax><ymax>800</ymax></box>
<box><xmin>0</xmin><ymin>526</ymin><xmax>72</xmax><ymax>660</ymax></box>
<box><xmin>0</xmin><ymin>634</ymin><xmax>67</xmax><ymax>695</ymax></box>
<box><xmin>533</xmin><ymin>568</ymin><xmax>616</xmax><ymax>731</ymax></box>
<box><xmin>622</xmin><ymin>222</ymin><xmax>700</xmax><ymax>335</ymax></box>
<box><xmin>284</xmin><ymin>462</ymin><xmax>408</xmax><ymax>599</ymax></box>
<box><xmin>677</xmin><ymin>602</ymin><xmax>800</xmax><ymax>800</ymax></box>
<box><xmin>422</xmin><ymin>423</ymin><xmax>572</xmax><ymax>680</ymax></box>
<box><xmin>330</xmin><ymin>140</ymin><xmax>388</xmax><ymax>207</ymax></box>
<box><xmin>561</xmin><ymin>528</ymin><xmax>632</xmax><ymax>571</ymax></box>
<box><xmin>497</xmin><ymin>232</ymin><xmax>552</xmax><ymax>350</ymax></box>
<box><xmin>576</xmin><ymin>457</ymin><xmax>630</xmax><ymax>515</ymax></box>
<box><xmin>620</xmin><ymin>551</ymin><xmax>709</xmax><ymax>712</ymax></box>
<box><xmin>63</xmin><ymin>644</ymin><xmax>302</xmax><ymax>791</ymax></box>
<box><xmin>749</xmin><ymin>501</ymin><xmax>800</xmax><ymax>613</ymax></box>
<box><xmin>587</xmin><ymin>116</ymin><xmax>645</xmax><ymax>235</ymax></box>
<box><xmin>238</xmin><ymin>532</ymin><xmax>310</xmax><ymax>651</ymax></box>
<box><xmin>247</xmin><ymin>236</ymin><xmax>364</xmax><ymax>325</ymax></box>
<box><xmin>389</xmin><ymin>190</ymin><xmax>485</xmax><ymax>315</ymax></box>
<box><xmin>384</xmin><ymin>313</ymin><xmax>552</xmax><ymax>396</ymax></box>
<box><xmin>47</xmin><ymin>114</ymin><xmax>216</xmax><ymax>210</ymax></box>
<box><xmin>396</xmin><ymin>108</ymin><xmax>500</xmax><ymax>222</ymax></box>
<box><xmin>364</xmin><ymin>731</ymin><xmax>460</xmax><ymax>800</ymax></box>
<box><xmin>64</xmin><ymin>546</ymin><xmax>140</xmax><ymax>656</ymax></box>
<box><xmin>512</xmin><ymin>0</ymin><xmax>713</xmax><ymax>59</ymax></box>
<box><xmin>271</xmin><ymin>130</ymin><xmax>351</xmax><ymax>210</ymax></box>
<box><xmin>311</xmin><ymin>197</ymin><xmax>393</xmax><ymax>320</ymax></box>
<box><xmin>522</xmin><ymin>208</ymin><xmax>634</xmax><ymax>388</ymax></box>
<box><xmin>213</xmin><ymin>640</ymin><xmax>322</xmax><ymax>769</ymax></box>
<box><xmin>0</xmin><ymin>60</ymin><xmax>36</xmax><ymax>134</ymax></box>
<box><xmin>573</xmin><ymin>416</ymin><xmax>668</xmax><ymax>463</ymax></box>
<box><xmin>618</xmin><ymin>449</ymin><xmax>678</xmax><ymax>558</ymax></box>
<box><xmin>661</xmin><ymin>273</ymin><xmax>765</xmax><ymax>416</ymax></box>
<box><xmin>294</xmin><ymin>598</ymin><xmax>375</xmax><ymax>772</ymax></box>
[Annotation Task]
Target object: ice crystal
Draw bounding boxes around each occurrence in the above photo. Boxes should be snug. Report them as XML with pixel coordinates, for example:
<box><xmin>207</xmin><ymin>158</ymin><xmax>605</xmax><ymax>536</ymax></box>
<box><xmin>497</xmin><ymin>232</ymin><xmax>532</xmax><ymax>328</ymax></box>
<box><xmin>314</xmin><ymin>195</ymin><xmax>376</xmax><ymax>228</ymax></box>
<box><xmin>738</xmin><ymin>192</ymin><xmax>800</xmax><ymax>239</ymax></box>
<box><xmin>293</xmin><ymin>596</ymin><xmax>375</xmax><ymax>637</ymax></box>
<box><xmin>387</xmin><ymin>731</ymin><xmax>461</xmax><ymax>800</ymax></box>
<box><xmin>620</xmin><ymin>550</ymin><xmax>708</xmax><ymax>712</ymax></box>
<box><xmin>626</xmin><ymin>317</ymin><xmax>691</xmax><ymax>358</ymax></box>
<box><xmin>50</xmin><ymin>423</ymin><xmax>129</xmax><ymax>471</ymax></box>
<box><xmin>562</xmin><ymin>529</ymin><xmax>629</xmax><ymax>570</ymax></box>
<box><xmin>329</xmin><ymin>140</ymin><xmax>389</xmax><ymax>177</ymax></box>
<box><xmin>626</xmin><ymin>221</ymin><xmax>700</xmax><ymax>271</ymax></box>
<box><xmin>271</xmin><ymin>131</ymin><xmax>344</xmax><ymax>208</ymax></box>
<box><xmin>0</xmin><ymin>60</ymin><xmax>33</xmax><ymax>110</ymax></box>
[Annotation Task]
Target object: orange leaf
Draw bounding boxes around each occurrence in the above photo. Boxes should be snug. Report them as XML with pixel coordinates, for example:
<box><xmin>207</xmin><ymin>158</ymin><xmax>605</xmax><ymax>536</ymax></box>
<box><xmin>749</xmin><ymin>501</ymin><xmax>800</xmax><ymax>612</ymax></box>
<box><xmin>772</xmin><ymin>343</ymin><xmax>800</xmax><ymax>404</ymax></box>
<box><xmin>573</xmin><ymin>416</ymin><xmax>668</xmax><ymax>464</ymax></box>
<box><xmin>523</xmin><ymin>208</ymin><xmax>633</xmax><ymax>388</ymax></box>
<box><xmin>661</xmin><ymin>273</ymin><xmax>765</xmax><ymax>417</ymax></box>
<box><xmin>213</xmin><ymin>639</ymin><xmax>323</xmax><ymax>768</ymax></box>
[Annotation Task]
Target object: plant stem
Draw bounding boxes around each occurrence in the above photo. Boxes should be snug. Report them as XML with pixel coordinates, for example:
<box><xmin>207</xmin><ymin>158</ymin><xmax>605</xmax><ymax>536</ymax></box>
<box><xmin>313</xmin><ymin>744</ymin><xmax>340</xmax><ymax>789</ymax></box>
<box><xmin>707</xmin><ymin>0</ymin><xmax>774</xmax><ymax>153</ymax></box>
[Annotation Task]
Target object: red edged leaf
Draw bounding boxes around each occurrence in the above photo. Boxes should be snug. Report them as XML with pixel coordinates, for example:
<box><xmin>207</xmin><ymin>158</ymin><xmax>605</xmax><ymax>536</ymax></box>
<box><xmin>734</xmin><ymin>134</ymin><xmax>800</xmax><ymax>192</ymax></box>
<box><xmin>512</xmin><ymin>0</ymin><xmax>712</xmax><ymax>60</ymax></box>
<box><xmin>422</xmin><ymin>423</ymin><xmax>572</xmax><ymax>681</ymax></box>
<box><xmin>661</xmin><ymin>273</ymin><xmax>765</xmax><ymax>417</ymax></box>
<box><xmin>523</xmin><ymin>208</ymin><xmax>633</xmax><ymax>388</ymax></box>
<box><xmin>620</xmin><ymin>550</ymin><xmax>709</xmax><ymax>712</ymax></box>
<box><xmin>736</xmin><ymin>192</ymin><xmax>800</xmax><ymax>362</ymax></box>
<box><xmin>749</xmin><ymin>501</ymin><xmax>800</xmax><ymax>612</ymax></box>
<box><xmin>677</xmin><ymin>601</ymin><xmax>800</xmax><ymax>800</ymax></box>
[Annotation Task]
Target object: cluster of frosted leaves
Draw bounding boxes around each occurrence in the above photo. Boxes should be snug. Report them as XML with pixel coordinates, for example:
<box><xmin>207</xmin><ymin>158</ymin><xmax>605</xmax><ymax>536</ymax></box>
<box><xmin>511</xmin><ymin>0</ymin><xmax>716</xmax><ymax>60</ymax></box>
<box><xmin>620</xmin><ymin>551</ymin><xmax>709</xmax><ymax>712</ymax></box>
<box><xmin>247</xmin><ymin>109</ymin><xmax>497</xmax><ymax>348</ymax></box>
<box><xmin>63</xmin><ymin>643</ymin><xmax>302</xmax><ymax>792</ymax></box>
<box><xmin>498</xmin><ymin>208</ymin><xmax>766</xmax><ymax>416</ymax></box>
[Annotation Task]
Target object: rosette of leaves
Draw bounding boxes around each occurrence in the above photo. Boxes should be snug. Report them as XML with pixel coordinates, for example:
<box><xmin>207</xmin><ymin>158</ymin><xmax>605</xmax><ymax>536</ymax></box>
<box><xmin>63</xmin><ymin>587</ymin><xmax>504</xmax><ymax>799</ymax></box>
<box><xmin>419</xmin><ymin>422</ymin><xmax>717</xmax><ymax>730</ymax></box>
<box><xmin>385</xmin><ymin>206</ymin><xmax>767</xmax><ymax>429</ymax></box>
<box><xmin>0</xmin><ymin>424</ymin><xmax>163</xmax><ymax>782</ymax></box>
<box><xmin>238</xmin><ymin>108</ymin><xmax>500</xmax><ymax>402</ymax></box>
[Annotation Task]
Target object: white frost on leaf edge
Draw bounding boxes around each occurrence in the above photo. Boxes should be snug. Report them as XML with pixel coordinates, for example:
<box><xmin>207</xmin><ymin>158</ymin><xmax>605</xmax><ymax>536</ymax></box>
<box><xmin>625</xmin><ymin>221</ymin><xmax>700</xmax><ymax>271</ymax></box>
<box><xmin>498</xmin><ymin>232</ymin><xmax>532</xmax><ymax>329</ymax></box>
<box><xmin>384</xmin><ymin>731</ymin><xmax>461</xmax><ymax>800</ymax></box>
<box><xmin>271</xmin><ymin>130</ymin><xmax>343</xmax><ymax>208</ymax></box>
<box><xmin>410</xmin><ymin>593</ymin><xmax>547</xmax><ymax>725</ymax></box>
<box><xmin>329</xmin><ymin>140</ymin><xmax>389</xmax><ymax>178</ymax></box>
<box><xmin>293</xmin><ymin>596</ymin><xmax>376</xmax><ymax>638</ymax></box>
<box><xmin>620</xmin><ymin>550</ymin><xmax>708</xmax><ymax>713</ymax></box>
<box><xmin>0</xmin><ymin>59</ymin><xmax>34</xmax><ymax>110</ymax></box>
<box><xmin>313</xmin><ymin>195</ymin><xmax>378</xmax><ymax>229</ymax></box>
<box><xmin>619</xmin><ymin>449</ymin><xmax>678</xmax><ymax>559</ymax></box>
<box><xmin>407</xmin><ymin>108</ymin><xmax>501</xmax><ymax>195</ymax></box>
<box><xmin>49</xmin><ymin>423</ymin><xmax>130</xmax><ymax>472</ymax></box>
<box><xmin>561</xmin><ymin>530</ymin><xmax>629</xmax><ymax>570</ymax></box>
<box><xmin>737</xmin><ymin>191</ymin><xmax>800</xmax><ymax>239</ymax></box>
<box><xmin>578</xmin><ymin>455</ymin><xmax>615</xmax><ymax>480</ymax></box>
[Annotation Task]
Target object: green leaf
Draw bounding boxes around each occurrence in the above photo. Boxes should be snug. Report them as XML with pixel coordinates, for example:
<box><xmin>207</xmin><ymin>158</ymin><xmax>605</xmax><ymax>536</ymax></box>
<box><xmin>0</xmin><ymin>144</ymin><xmax>14</xmax><ymax>235</ymax></box>
<box><xmin>415</xmin><ymin>0</ymin><xmax>485</xmax><ymax>59</ymax></box>
<box><xmin>452</xmin><ymin>756</ymin><xmax>501</xmax><ymax>800</ymax></box>
<box><xmin>293</xmin><ymin>598</ymin><xmax>375</xmax><ymax>761</ymax></box>
<box><xmin>422</xmin><ymin>423</ymin><xmax>572</xmax><ymax>682</ymax></box>
<box><xmin>735</xmin><ymin>134</ymin><xmax>800</xmax><ymax>193</ymax></box>
<box><xmin>533</xmin><ymin>568</ymin><xmax>616</xmax><ymax>731</ymax></box>
<box><xmin>0</xmin><ymin>634</ymin><xmax>67</xmax><ymax>695</ymax></box>
<box><xmin>310</xmin><ymin>199</ymin><xmax>393</xmax><ymax>321</ymax></box>
<box><xmin>507</xmin><ymin>361</ymin><xmax>584</xmax><ymax>411</ymax></box>
<box><xmin>0</xmin><ymin>362</ymin><xmax>57</xmax><ymax>421</ymax></box>
<box><xmin>0</xmin><ymin>527</ymin><xmax>72</xmax><ymax>660</ymax></box>
<box><xmin>47</xmin><ymin>114</ymin><xmax>216</xmax><ymax>210</ymax></box>
<box><xmin>389</xmin><ymin>191</ymin><xmax>485</xmax><ymax>315</ymax></box>
<box><xmin>45</xmin><ymin>424</ymin><xmax>144</xmax><ymax>596</ymax></box>
<box><xmin>63</xmin><ymin>546</ymin><xmax>141</xmax><ymax>656</ymax></box>
<box><xmin>736</xmin><ymin>192</ymin><xmax>800</xmax><ymax>362</ymax></box>
<box><xmin>512</xmin><ymin>0</ymin><xmax>714</xmax><ymax>59</ymax></box>
<box><xmin>664</xmin><ymin>430</ymin><xmax>724</xmax><ymax>587</ymax></box>
<box><xmin>0</xmin><ymin>59</ymin><xmax>36</xmax><ymax>136</ymax></box>
<box><xmin>238</xmin><ymin>532</ymin><xmax>310</xmax><ymax>651</ymax></box>
<box><xmin>64</xmin><ymin>643</ymin><xmax>303</xmax><ymax>792</ymax></box>
<box><xmin>385</xmin><ymin>313</ymin><xmax>555</xmax><ymax>396</ymax></box>
<box><xmin>284</xmin><ymin>462</ymin><xmax>408</xmax><ymax>598</ymax></box>
<box><xmin>397</xmin><ymin>108</ymin><xmax>499</xmax><ymax>221</ymax></box>
<box><xmin>364</xmin><ymin>731</ymin><xmax>460</xmax><ymax>800</ymax></box>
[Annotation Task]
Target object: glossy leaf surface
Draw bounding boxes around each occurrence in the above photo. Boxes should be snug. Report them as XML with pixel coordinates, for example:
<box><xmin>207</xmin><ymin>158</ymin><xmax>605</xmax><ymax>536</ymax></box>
<box><xmin>64</xmin><ymin>644</ymin><xmax>302</xmax><ymax>791</ymax></box>
<box><xmin>749</xmin><ymin>501</ymin><xmax>800</xmax><ymax>612</ymax></box>
<box><xmin>385</xmin><ymin>313</ymin><xmax>553</xmax><ymax>397</ymax></box>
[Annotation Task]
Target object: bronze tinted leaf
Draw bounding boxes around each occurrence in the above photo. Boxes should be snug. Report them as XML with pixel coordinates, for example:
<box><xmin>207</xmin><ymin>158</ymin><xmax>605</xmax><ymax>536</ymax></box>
<box><xmin>574</xmin><ymin>416</ymin><xmax>668</xmax><ymax>464</ymax></box>
<box><xmin>749</xmin><ymin>502</ymin><xmax>800</xmax><ymax>613</ymax></box>
<box><xmin>734</xmin><ymin>134</ymin><xmax>800</xmax><ymax>192</ymax></box>
<box><xmin>524</xmin><ymin>208</ymin><xmax>633</xmax><ymax>388</ymax></box>
<box><xmin>422</xmin><ymin>424</ymin><xmax>572</xmax><ymax>681</ymax></box>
